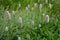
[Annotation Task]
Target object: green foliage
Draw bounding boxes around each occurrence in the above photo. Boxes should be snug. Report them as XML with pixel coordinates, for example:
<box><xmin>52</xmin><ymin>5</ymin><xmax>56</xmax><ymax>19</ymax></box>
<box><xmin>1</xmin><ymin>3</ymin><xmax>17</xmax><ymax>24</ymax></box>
<box><xmin>0</xmin><ymin>0</ymin><xmax>60</xmax><ymax>40</ymax></box>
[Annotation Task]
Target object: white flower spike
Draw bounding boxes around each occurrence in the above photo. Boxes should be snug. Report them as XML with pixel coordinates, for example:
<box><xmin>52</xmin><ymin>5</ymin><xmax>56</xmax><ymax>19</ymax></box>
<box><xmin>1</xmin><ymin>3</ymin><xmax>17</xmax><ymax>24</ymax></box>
<box><xmin>32</xmin><ymin>20</ymin><xmax>34</xmax><ymax>26</ymax></box>
<box><xmin>18</xmin><ymin>3</ymin><xmax>21</xmax><ymax>8</ymax></box>
<box><xmin>45</xmin><ymin>0</ymin><xmax>48</xmax><ymax>4</ymax></box>
<box><xmin>12</xmin><ymin>10</ymin><xmax>15</xmax><ymax>15</ymax></box>
<box><xmin>7</xmin><ymin>11</ymin><xmax>11</xmax><ymax>21</ymax></box>
<box><xmin>5</xmin><ymin>26</ymin><xmax>8</xmax><ymax>32</ymax></box>
<box><xmin>18</xmin><ymin>17</ymin><xmax>22</xmax><ymax>24</ymax></box>
<box><xmin>25</xmin><ymin>7</ymin><xmax>29</xmax><ymax>11</ymax></box>
<box><xmin>45</xmin><ymin>15</ymin><xmax>49</xmax><ymax>23</ymax></box>
<box><xmin>39</xmin><ymin>24</ymin><xmax>41</xmax><ymax>27</ymax></box>
<box><xmin>34</xmin><ymin>3</ymin><xmax>37</xmax><ymax>8</ymax></box>
<box><xmin>18</xmin><ymin>36</ymin><xmax>21</xmax><ymax>40</ymax></box>
<box><xmin>39</xmin><ymin>4</ymin><xmax>42</xmax><ymax>10</ymax></box>
<box><xmin>27</xmin><ymin>4</ymin><xmax>30</xmax><ymax>8</ymax></box>
<box><xmin>49</xmin><ymin>3</ymin><xmax>53</xmax><ymax>9</ymax></box>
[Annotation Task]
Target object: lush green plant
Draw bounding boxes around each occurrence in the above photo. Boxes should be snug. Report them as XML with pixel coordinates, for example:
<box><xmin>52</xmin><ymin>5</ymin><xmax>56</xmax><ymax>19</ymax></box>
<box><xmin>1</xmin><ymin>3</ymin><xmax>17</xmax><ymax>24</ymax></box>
<box><xmin>0</xmin><ymin>0</ymin><xmax>60</xmax><ymax>40</ymax></box>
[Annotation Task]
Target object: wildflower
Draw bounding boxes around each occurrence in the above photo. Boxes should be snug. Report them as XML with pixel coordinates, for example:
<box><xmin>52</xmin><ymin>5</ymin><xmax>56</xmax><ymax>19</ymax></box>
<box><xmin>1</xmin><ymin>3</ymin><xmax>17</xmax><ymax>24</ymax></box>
<box><xmin>45</xmin><ymin>15</ymin><xmax>49</xmax><ymax>23</ymax></box>
<box><xmin>12</xmin><ymin>10</ymin><xmax>15</xmax><ymax>15</ymax></box>
<box><xmin>38</xmin><ymin>24</ymin><xmax>41</xmax><ymax>27</ymax></box>
<box><xmin>39</xmin><ymin>4</ymin><xmax>42</xmax><ymax>10</ymax></box>
<box><xmin>18</xmin><ymin>17</ymin><xmax>22</xmax><ymax>24</ymax></box>
<box><xmin>27</xmin><ymin>4</ymin><xmax>30</xmax><ymax>8</ymax></box>
<box><xmin>42</xmin><ymin>13</ymin><xmax>45</xmax><ymax>16</ymax></box>
<box><xmin>31</xmin><ymin>20</ymin><xmax>34</xmax><ymax>26</ymax></box>
<box><xmin>18</xmin><ymin>36</ymin><xmax>21</xmax><ymax>40</ymax></box>
<box><xmin>7</xmin><ymin>11</ymin><xmax>11</xmax><ymax>21</ymax></box>
<box><xmin>34</xmin><ymin>3</ymin><xmax>37</xmax><ymax>8</ymax></box>
<box><xmin>25</xmin><ymin>7</ymin><xmax>29</xmax><ymax>11</ymax></box>
<box><xmin>49</xmin><ymin>3</ymin><xmax>53</xmax><ymax>9</ymax></box>
<box><xmin>18</xmin><ymin>3</ymin><xmax>21</xmax><ymax>8</ymax></box>
<box><xmin>45</xmin><ymin>0</ymin><xmax>48</xmax><ymax>4</ymax></box>
<box><xmin>5</xmin><ymin>26</ymin><xmax>8</xmax><ymax>32</ymax></box>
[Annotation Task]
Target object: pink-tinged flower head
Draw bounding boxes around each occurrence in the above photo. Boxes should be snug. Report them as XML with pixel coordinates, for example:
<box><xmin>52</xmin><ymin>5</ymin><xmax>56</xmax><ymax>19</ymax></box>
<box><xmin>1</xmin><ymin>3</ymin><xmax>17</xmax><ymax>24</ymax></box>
<box><xmin>45</xmin><ymin>15</ymin><xmax>49</xmax><ymax>23</ymax></box>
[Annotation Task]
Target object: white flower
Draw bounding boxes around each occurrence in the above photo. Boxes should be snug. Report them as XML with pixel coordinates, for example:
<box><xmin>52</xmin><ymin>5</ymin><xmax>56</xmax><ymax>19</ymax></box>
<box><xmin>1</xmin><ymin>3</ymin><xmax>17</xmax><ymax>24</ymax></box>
<box><xmin>38</xmin><ymin>24</ymin><xmax>41</xmax><ymax>27</ymax></box>
<box><xmin>49</xmin><ymin>3</ymin><xmax>53</xmax><ymax>9</ymax></box>
<box><xmin>12</xmin><ymin>10</ymin><xmax>15</xmax><ymax>15</ymax></box>
<box><xmin>18</xmin><ymin>17</ymin><xmax>22</xmax><ymax>24</ymax></box>
<box><xmin>45</xmin><ymin>15</ymin><xmax>49</xmax><ymax>23</ymax></box>
<box><xmin>18</xmin><ymin>36</ymin><xmax>21</xmax><ymax>40</ymax></box>
<box><xmin>42</xmin><ymin>13</ymin><xmax>45</xmax><ymax>16</ymax></box>
<box><xmin>39</xmin><ymin>4</ymin><xmax>42</xmax><ymax>10</ymax></box>
<box><xmin>34</xmin><ymin>3</ymin><xmax>37</xmax><ymax>8</ymax></box>
<box><xmin>25</xmin><ymin>7</ymin><xmax>29</xmax><ymax>11</ymax></box>
<box><xmin>18</xmin><ymin>3</ymin><xmax>21</xmax><ymax>8</ymax></box>
<box><xmin>45</xmin><ymin>0</ymin><xmax>48</xmax><ymax>4</ymax></box>
<box><xmin>27</xmin><ymin>4</ymin><xmax>30</xmax><ymax>8</ymax></box>
<box><xmin>5</xmin><ymin>26</ymin><xmax>8</xmax><ymax>32</ymax></box>
<box><xmin>7</xmin><ymin>11</ymin><xmax>11</xmax><ymax>21</ymax></box>
<box><xmin>31</xmin><ymin>20</ymin><xmax>34</xmax><ymax>26</ymax></box>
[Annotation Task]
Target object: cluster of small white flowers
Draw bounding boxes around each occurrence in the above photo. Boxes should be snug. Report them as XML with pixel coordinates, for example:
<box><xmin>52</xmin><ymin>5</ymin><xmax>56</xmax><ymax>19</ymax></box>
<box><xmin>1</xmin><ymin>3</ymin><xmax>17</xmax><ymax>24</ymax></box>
<box><xmin>18</xmin><ymin>17</ymin><xmax>22</xmax><ymax>24</ymax></box>
<box><xmin>5</xmin><ymin>26</ymin><xmax>8</xmax><ymax>32</ymax></box>
<box><xmin>7</xmin><ymin>11</ymin><xmax>11</xmax><ymax>21</ymax></box>
<box><xmin>45</xmin><ymin>15</ymin><xmax>49</xmax><ymax>23</ymax></box>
